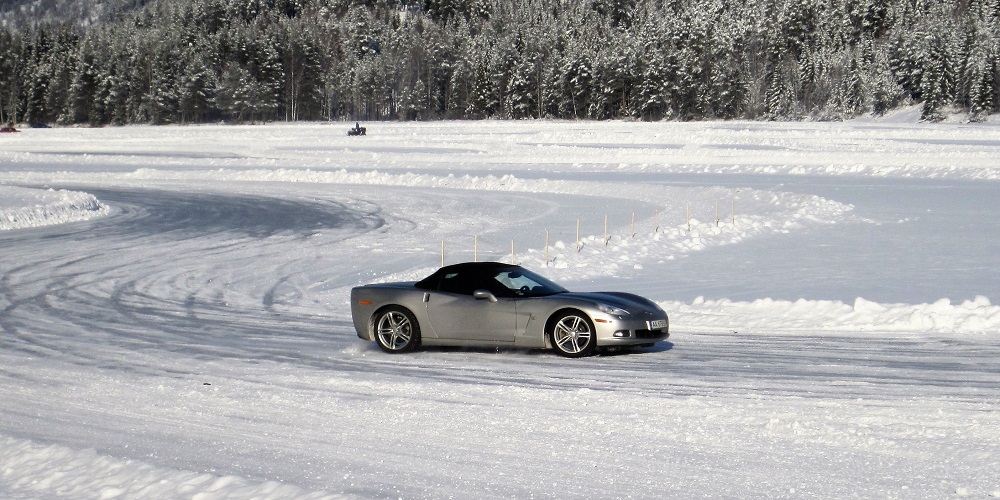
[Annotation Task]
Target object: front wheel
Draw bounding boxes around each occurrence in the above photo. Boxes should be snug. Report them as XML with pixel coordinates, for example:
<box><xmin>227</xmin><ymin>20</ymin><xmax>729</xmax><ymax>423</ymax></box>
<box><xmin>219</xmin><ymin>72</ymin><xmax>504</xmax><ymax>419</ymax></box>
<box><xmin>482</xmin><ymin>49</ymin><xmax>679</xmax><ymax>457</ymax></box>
<box><xmin>373</xmin><ymin>306</ymin><xmax>420</xmax><ymax>353</ymax></box>
<box><xmin>549</xmin><ymin>311</ymin><xmax>596</xmax><ymax>358</ymax></box>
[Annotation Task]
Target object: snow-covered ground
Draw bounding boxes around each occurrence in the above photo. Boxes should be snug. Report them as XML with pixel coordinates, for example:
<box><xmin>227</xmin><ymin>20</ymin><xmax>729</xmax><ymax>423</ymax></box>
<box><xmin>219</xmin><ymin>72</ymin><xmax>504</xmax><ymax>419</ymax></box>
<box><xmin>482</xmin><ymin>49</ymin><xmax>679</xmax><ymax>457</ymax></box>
<box><xmin>1</xmin><ymin>113</ymin><xmax>998</xmax><ymax>498</ymax></box>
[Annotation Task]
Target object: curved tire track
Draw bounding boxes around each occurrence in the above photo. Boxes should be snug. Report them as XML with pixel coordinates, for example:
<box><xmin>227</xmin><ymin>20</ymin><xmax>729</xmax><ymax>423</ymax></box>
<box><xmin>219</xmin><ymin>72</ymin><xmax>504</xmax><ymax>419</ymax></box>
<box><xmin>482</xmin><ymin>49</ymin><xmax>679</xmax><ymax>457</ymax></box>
<box><xmin>0</xmin><ymin>187</ymin><xmax>388</xmax><ymax>369</ymax></box>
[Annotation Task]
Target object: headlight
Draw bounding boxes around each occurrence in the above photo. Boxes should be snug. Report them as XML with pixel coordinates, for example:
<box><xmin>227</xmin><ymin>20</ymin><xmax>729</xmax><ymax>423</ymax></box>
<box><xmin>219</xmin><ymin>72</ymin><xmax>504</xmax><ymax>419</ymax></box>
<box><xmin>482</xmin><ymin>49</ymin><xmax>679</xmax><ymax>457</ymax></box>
<box><xmin>595</xmin><ymin>302</ymin><xmax>630</xmax><ymax>316</ymax></box>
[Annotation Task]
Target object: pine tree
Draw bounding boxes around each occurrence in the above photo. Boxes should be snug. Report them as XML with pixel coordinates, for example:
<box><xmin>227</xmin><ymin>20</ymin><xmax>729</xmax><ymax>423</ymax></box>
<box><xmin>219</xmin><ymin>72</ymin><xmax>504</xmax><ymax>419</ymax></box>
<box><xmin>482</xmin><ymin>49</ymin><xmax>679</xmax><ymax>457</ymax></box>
<box><xmin>765</xmin><ymin>59</ymin><xmax>798</xmax><ymax>120</ymax></box>
<box><xmin>869</xmin><ymin>41</ymin><xmax>904</xmax><ymax>116</ymax></box>
<box><xmin>707</xmin><ymin>27</ymin><xmax>747</xmax><ymax>119</ymax></box>
<box><xmin>588</xmin><ymin>42</ymin><xmax>633</xmax><ymax>119</ymax></box>
<box><xmin>63</xmin><ymin>39</ymin><xmax>103</xmax><ymax>125</ymax></box>
<box><xmin>178</xmin><ymin>48</ymin><xmax>219</xmax><ymax>124</ymax></box>
<box><xmin>559</xmin><ymin>42</ymin><xmax>593</xmax><ymax>119</ymax></box>
<box><xmin>919</xmin><ymin>31</ymin><xmax>954</xmax><ymax>121</ymax></box>
<box><xmin>0</xmin><ymin>30</ymin><xmax>24</xmax><ymax>125</ymax></box>
<box><xmin>278</xmin><ymin>20</ymin><xmax>324</xmax><ymax>121</ymax></box>
<box><xmin>507</xmin><ymin>55</ymin><xmax>538</xmax><ymax>119</ymax></box>
<box><xmin>22</xmin><ymin>27</ymin><xmax>67</xmax><ymax>126</ymax></box>
<box><xmin>834</xmin><ymin>56</ymin><xmax>867</xmax><ymax>118</ymax></box>
<box><xmin>465</xmin><ymin>41</ymin><xmax>499</xmax><ymax>118</ymax></box>
<box><xmin>634</xmin><ymin>51</ymin><xmax>667</xmax><ymax>120</ymax></box>
<box><xmin>23</xmin><ymin>56</ymin><xmax>50</xmax><ymax>126</ymax></box>
<box><xmin>967</xmin><ymin>43</ymin><xmax>999</xmax><ymax>120</ymax></box>
<box><xmin>960</xmin><ymin>8</ymin><xmax>1000</xmax><ymax>121</ymax></box>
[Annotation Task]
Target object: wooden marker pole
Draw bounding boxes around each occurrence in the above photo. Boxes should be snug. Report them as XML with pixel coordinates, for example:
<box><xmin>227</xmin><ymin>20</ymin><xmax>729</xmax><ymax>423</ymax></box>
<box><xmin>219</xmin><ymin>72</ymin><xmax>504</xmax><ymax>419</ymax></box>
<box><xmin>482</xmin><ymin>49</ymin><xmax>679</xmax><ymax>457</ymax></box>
<box><xmin>544</xmin><ymin>229</ymin><xmax>550</xmax><ymax>265</ymax></box>
<box><xmin>576</xmin><ymin>218</ymin><xmax>581</xmax><ymax>252</ymax></box>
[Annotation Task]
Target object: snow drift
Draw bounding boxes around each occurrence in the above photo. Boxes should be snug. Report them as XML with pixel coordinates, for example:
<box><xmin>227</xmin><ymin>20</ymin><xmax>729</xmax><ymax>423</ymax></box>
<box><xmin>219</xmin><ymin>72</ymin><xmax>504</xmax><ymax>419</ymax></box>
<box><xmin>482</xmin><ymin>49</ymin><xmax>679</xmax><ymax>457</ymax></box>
<box><xmin>668</xmin><ymin>295</ymin><xmax>1000</xmax><ymax>334</ymax></box>
<box><xmin>0</xmin><ymin>435</ymin><xmax>341</xmax><ymax>500</ymax></box>
<box><xmin>0</xmin><ymin>186</ymin><xmax>109</xmax><ymax>231</ymax></box>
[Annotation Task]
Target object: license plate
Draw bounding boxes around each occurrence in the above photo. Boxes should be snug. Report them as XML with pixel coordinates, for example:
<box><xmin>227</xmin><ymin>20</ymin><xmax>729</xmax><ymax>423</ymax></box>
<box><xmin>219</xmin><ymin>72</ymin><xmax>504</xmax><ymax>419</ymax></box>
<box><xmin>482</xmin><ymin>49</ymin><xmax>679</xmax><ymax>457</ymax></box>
<box><xmin>647</xmin><ymin>319</ymin><xmax>667</xmax><ymax>330</ymax></box>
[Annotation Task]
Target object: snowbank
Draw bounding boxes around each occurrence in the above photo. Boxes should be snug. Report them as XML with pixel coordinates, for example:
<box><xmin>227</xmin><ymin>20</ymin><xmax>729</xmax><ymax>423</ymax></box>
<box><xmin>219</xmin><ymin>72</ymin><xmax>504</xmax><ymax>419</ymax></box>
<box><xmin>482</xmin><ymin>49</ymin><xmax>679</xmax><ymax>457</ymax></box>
<box><xmin>5</xmin><ymin>120</ymin><xmax>1000</xmax><ymax>182</ymax></box>
<box><xmin>0</xmin><ymin>435</ymin><xmax>341</xmax><ymax>500</ymax></box>
<box><xmin>667</xmin><ymin>295</ymin><xmax>1000</xmax><ymax>334</ymax></box>
<box><xmin>0</xmin><ymin>186</ymin><xmax>109</xmax><ymax>231</ymax></box>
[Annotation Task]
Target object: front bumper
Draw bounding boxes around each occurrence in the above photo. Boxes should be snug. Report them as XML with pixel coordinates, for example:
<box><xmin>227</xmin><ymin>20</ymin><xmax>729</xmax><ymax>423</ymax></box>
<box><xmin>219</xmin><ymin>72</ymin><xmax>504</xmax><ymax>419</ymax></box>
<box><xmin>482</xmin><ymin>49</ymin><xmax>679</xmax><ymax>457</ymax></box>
<box><xmin>593</xmin><ymin>315</ymin><xmax>670</xmax><ymax>346</ymax></box>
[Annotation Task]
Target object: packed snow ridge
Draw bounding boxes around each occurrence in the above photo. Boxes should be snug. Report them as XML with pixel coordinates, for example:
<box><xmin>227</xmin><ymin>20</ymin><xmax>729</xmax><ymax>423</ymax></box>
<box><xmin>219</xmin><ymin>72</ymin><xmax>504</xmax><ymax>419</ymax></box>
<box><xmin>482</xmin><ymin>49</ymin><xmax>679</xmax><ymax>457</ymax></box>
<box><xmin>667</xmin><ymin>295</ymin><xmax>1000</xmax><ymax>334</ymax></box>
<box><xmin>0</xmin><ymin>186</ymin><xmax>109</xmax><ymax>231</ymax></box>
<box><xmin>0</xmin><ymin>435</ymin><xmax>342</xmax><ymax>500</ymax></box>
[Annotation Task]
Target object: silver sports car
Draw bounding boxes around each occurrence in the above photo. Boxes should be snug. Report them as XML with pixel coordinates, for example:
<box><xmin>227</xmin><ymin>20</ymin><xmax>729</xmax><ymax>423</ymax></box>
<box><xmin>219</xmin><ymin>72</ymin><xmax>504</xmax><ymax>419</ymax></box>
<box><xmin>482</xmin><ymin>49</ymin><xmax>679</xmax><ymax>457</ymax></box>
<box><xmin>350</xmin><ymin>262</ymin><xmax>669</xmax><ymax>357</ymax></box>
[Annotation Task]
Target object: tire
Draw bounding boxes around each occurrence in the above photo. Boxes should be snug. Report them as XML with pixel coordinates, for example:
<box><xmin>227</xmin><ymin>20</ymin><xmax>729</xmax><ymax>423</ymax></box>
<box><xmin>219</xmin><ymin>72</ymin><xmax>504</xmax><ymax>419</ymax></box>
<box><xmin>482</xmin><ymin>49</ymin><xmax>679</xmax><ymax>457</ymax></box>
<box><xmin>373</xmin><ymin>306</ymin><xmax>420</xmax><ymax>353</ymax></box>
<box><xmin>549</xmin><ymin>311</ymin><xmax>596</xmax><ymax>358</ymax></box>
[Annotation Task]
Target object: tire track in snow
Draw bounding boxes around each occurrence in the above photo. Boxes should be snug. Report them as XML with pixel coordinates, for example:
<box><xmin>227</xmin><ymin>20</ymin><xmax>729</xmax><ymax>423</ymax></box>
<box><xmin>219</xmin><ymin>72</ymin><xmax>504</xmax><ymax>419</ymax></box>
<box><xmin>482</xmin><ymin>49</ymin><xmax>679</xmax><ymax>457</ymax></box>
<box><xmin>0</xmin><ymin>187</ymin><xmax>388</xmax><ymax>370</ymax></box>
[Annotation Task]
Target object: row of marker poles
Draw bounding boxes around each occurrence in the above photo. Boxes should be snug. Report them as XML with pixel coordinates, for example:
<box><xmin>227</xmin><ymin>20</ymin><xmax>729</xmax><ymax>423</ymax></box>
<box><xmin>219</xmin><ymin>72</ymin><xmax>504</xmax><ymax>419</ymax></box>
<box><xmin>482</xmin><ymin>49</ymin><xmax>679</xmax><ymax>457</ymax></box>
<box><xmin>445</xmin><ymin>237</ymin><xmax>518</xmax><ymax>265</ymax></box>
<box><xmin>713</xmin><ymin>202</ymin><xmax>731</xmax><ymax>227</ymax></box>
<box><xmin>687</xmin><ymin>200</ymin><xmax>736</xmax><ymax>231</ymax></box>
<box><xmin>441</xmin><ymin>201</ymin><xmax>737</xmax><ymax>265</ymax></box>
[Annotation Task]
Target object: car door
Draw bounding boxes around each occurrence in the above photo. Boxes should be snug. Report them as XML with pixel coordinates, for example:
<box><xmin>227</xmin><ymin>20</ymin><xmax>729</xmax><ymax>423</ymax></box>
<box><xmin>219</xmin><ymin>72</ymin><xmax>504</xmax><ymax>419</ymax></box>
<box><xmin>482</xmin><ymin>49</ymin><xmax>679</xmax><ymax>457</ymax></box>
<box><xmin>424</xmin><ymin>291</ymin><xmax>517</xmax><ymax>342</ymax></box>
<box><xmin>422</xmin><ymin>269</ymin><xmax>517</xmax><ymax>342</ymax></box>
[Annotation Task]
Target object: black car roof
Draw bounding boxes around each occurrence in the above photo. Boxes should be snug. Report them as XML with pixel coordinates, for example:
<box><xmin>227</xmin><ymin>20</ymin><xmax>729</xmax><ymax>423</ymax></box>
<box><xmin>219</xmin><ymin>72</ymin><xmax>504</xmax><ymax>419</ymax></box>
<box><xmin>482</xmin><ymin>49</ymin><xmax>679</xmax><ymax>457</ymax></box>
<box><xmin>414</xmin><ymin>262</ymin><xmax>520</xmax><ymax>289</ymax></box>
<box><xmin>438</xmin><ymin>261</ymin><xmax>518</xmax><ymax>273</ymax></box>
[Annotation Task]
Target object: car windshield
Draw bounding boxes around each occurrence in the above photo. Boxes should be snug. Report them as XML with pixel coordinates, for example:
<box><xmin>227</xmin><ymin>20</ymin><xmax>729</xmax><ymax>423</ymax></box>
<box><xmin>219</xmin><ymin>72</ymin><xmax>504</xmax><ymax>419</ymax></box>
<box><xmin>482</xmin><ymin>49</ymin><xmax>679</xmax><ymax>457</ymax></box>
<box><xmin>491</xmin><ymin>268</ymin><xmax>567</xmax><ymax>297</ymax></box>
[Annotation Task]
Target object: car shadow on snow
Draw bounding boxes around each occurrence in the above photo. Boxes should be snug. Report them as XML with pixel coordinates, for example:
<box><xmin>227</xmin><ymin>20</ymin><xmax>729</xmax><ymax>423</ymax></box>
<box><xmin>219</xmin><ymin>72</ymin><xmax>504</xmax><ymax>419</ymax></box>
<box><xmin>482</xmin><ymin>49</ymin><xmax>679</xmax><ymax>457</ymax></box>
<box><xmin>597</xmin><ymin>341</ymin><xmax>675</xmax><ymax>357</ymax></box>
<box><xmin>398</xmin><ymin>341</ymin><xmax>675</xmax><ymax>358</ymax></box>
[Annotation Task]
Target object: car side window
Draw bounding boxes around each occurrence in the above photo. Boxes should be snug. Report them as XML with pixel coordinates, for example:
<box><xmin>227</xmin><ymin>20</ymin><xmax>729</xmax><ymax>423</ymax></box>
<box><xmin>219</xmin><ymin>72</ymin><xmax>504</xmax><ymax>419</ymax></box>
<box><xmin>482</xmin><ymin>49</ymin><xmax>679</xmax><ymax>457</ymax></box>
<box><xmin>439</xmin><ymin>272</ymin><xmax>480</xmax><ymax>295</ymax></box>
<box><xmin>492</xmin><ymin>271</ymin><xmax>537</xmax><ymax>296</ymax></box>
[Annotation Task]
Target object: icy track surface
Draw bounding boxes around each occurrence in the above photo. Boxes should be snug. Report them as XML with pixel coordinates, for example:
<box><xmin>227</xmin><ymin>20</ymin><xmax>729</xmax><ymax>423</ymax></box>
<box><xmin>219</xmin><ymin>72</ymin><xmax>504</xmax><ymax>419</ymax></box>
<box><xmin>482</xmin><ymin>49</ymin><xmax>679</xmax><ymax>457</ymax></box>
<box><xmin>1</xmin><ymin>117</ymin><xmax>999</xmax><ymax>499</ymax></box>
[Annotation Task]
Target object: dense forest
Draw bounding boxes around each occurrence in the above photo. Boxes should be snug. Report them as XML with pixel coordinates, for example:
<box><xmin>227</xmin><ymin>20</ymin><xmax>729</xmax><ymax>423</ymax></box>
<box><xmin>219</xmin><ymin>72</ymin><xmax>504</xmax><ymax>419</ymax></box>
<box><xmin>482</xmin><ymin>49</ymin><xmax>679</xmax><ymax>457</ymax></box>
<box><xmin>1</xmin><ymin>0</ymin><xmax>998</xmax><ymax>126</ymax></box>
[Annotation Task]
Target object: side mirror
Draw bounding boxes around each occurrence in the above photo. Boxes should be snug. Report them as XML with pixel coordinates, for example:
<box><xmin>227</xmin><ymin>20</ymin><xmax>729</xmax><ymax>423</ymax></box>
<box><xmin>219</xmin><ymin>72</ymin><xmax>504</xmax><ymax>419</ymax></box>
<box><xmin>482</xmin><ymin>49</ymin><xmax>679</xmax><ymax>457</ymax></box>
<box><xmin>472</xmin><ymin>289</ymin><xmax>498</xmax><ymax>303</ymax></box>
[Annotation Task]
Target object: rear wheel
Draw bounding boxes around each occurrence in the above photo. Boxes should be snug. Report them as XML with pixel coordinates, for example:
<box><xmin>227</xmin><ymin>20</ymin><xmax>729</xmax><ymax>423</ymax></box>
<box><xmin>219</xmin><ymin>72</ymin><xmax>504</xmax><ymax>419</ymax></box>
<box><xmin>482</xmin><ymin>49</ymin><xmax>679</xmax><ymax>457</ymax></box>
<box><xmin>549</xmin><ymin>311</ymin><xmax>596</xmax><ymax>358</ymax></box>
<box><xmin>373</xmin><ymin>307</ymin><xmax>420</xmax><ymax>353</ymax></box>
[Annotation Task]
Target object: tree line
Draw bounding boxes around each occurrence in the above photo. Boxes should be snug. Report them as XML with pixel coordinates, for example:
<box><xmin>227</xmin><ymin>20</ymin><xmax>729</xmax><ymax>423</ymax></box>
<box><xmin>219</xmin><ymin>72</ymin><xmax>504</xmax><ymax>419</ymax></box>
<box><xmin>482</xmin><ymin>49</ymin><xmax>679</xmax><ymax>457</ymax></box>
<box><xmin>1</xmin><ymin>0</ymin><xmax>998</xmax><ymax>126</ymax></box>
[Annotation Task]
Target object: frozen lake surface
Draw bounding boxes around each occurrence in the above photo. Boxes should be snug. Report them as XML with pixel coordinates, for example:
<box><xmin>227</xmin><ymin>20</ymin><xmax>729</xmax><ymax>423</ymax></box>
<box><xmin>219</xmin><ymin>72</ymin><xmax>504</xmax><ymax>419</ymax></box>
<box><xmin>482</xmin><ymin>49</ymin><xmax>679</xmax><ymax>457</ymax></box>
<box><xmin>2</xmin><ymin>116</ymin><xmax>999</xmax><ymax>498</ymax></box>
<box><xmin>588</xmin><ymin>173</ymin><xmax>1000</xmax><ymax>304</ymax></box>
